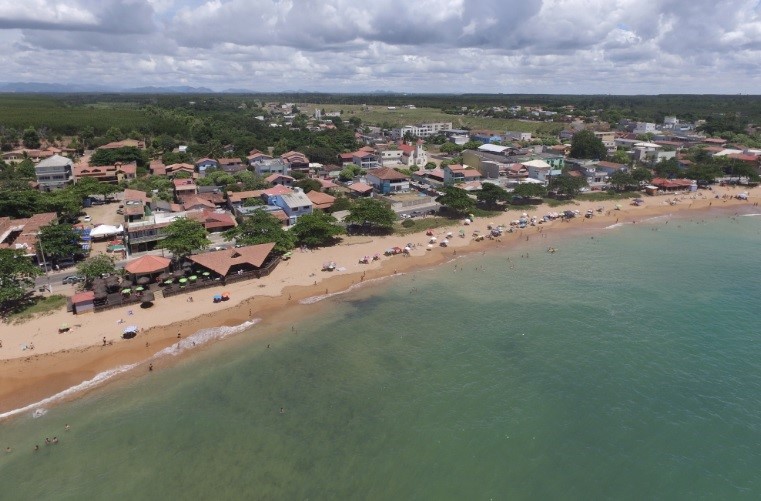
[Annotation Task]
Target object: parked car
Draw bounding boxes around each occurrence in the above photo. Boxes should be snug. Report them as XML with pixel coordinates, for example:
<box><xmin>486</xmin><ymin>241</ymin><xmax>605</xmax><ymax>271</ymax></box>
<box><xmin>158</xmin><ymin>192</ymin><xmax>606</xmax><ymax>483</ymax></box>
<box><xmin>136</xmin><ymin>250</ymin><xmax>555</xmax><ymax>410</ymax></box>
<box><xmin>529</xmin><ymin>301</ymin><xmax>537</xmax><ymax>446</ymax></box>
<box><xmin>62</xmin><ymin>276</ymin><xmax>83</xmax><ymax>284</ymax></box>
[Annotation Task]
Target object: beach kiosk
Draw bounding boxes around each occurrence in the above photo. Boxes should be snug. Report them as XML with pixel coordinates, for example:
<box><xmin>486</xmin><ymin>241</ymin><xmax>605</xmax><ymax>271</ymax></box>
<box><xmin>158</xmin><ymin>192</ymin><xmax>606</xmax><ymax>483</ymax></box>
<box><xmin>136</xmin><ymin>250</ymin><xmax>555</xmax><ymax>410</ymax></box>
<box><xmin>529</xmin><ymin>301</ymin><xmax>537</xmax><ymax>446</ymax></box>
<box><xmin>71</xmin><ymin>291</ymin><xmax>95</xmax><ymax>315</ymax></box>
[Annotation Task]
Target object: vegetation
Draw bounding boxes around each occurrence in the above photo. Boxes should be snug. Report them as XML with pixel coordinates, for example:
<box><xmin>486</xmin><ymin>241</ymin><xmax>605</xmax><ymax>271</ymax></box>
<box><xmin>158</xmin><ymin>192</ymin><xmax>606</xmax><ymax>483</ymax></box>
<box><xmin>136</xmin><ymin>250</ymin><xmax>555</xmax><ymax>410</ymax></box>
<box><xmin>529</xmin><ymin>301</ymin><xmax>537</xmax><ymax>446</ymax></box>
<box><xmin>512</xmin><ymin>183</ymin><xmax>547</xmax><ymax>198</ymax></box>
<box><xmin>223</xmin><ymin>211</ymin><xmax>295</xmax><ymax>254</ymax></box>
<box><xmin>476</xmin><ymin>183</ymin><xmax>510</xmax><ymax>209</ymax></box>
<box><xmin>159</xmin><ymin>218</ymin><xmax>211</xmax><ymax>260</ymax></box>
<box><xmin>548</xmin><ymin>174</ymin><xmax>588</xmax><ymax>197</ymax></box>
<box><xmin>436</xmin><ymin>186</ymin><xmax>476</xmax><ymax>215</ymax></box>
<box><xmin>290</xmin><ymin>211</ymin><xmax>345</xmax><ymax>248</ymax></box>
<box><xmin>5</xmin><ymin>295</ymin><xmax>67</xmax><ymax>324</ymax></box>
<box><xmin>0</xmin><ymin>248</ymin><xmax>43</xmax><ymax>315</ymax></box>
<box><xmin>569</xmin><ymin>130</ymin><xmax>607</xmax><ymax>160</ymax></box>
<box><xmin>345</xmin><ymin>198</ymin><xmax>397</xmax><ymax>233</ymax></box>
<box><xmin>76</xmin><ymin>254</ymin><xmax>117</xmax><ymax>286</ymax></box>
<box><xmin>38</xmin><ymin>223</ymin><xmax>82</xmax><ymax>264</ymax></box>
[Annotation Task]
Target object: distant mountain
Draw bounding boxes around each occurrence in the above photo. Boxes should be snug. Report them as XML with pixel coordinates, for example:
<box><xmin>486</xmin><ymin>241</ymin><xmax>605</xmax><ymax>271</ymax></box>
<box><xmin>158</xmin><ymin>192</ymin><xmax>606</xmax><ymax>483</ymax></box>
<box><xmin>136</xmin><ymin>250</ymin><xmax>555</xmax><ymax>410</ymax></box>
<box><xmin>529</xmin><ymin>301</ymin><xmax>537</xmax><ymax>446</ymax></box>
<box><xmin>124</xmin><ymin>86</ymin><xmax>215</xmax><ymax>94</ymax></box>
<box><xmin>0</xmin><ymin>82</ymin><xmax>216</xmax><ymax>94</ymax></box>
<box><xmin>0</xmin><ymin>82</ymin><xmax>113</xmax><ymax>93</ymax></box>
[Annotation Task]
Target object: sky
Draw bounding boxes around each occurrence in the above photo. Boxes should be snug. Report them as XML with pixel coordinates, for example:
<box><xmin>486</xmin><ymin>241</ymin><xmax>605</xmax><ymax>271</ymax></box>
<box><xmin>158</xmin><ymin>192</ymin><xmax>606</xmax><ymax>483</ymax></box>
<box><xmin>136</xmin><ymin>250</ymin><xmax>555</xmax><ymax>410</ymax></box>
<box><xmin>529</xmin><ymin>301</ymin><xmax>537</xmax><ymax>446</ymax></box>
<box><xmin>1</xmin><ymin>0</ymin><xmax>761</xmax><ymax>94</ymax></box>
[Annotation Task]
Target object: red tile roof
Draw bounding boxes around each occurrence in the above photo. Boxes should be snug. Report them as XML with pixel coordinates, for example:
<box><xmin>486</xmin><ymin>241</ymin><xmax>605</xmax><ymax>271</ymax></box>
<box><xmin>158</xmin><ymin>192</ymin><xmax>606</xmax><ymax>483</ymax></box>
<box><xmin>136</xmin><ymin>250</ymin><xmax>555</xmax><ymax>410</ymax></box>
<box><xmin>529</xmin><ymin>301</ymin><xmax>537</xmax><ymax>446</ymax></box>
<box><xmin>124</xmin><ymin>255</ymin><xmax>171</xmax><ymax>274</ymax></box>
<box><xmin>188</xmin><ymin>243</ymin><xmax>276</xmax><ymax>276</ymax></box>
<box><xmin>366</xmin><ymin>167</ymin><xmax>409</xmax><ymax>181</ymax></box>
<box><xmin>71</xmin><ymin>291</ymin><xmax>95</xmax><ymax>304</ymax></box>
<box><xmin>306</xmin><ymin>190</ymin><xmax>336</xmax><ymax>210</ymax></box>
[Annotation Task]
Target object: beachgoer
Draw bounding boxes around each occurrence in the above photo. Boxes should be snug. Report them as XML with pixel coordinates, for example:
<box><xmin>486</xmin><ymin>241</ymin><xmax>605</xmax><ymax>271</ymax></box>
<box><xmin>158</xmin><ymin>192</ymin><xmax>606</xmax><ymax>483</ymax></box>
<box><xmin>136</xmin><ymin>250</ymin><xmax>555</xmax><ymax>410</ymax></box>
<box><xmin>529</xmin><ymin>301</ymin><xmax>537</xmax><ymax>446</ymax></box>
<box><xmin>52</xmin><ymin>437</ymin><xmax>58</xmax><ymax>444</ymax></box>
<box><xmin>45</xmin><ymin>438</ymin><xmax>51</xmax><ymax>445</ymax></box>
<box><xmin>267</xmin><ymin>344</ymin><xmax>270</xmax><ymax>349</ymax></box>
<box><xmin>280</xmin><ymin>407</ymin><xmax>285</xmax><ymax>414</ymax></box>
<box><xmin>65</xmin><ymin>424</ymin><xmax>70</xmax><ymax>431</ymax></box>
<box><xmin>128</xmin><ymin>310</ymin><xmax>133</xmax><ymax>316</ymax></box>
<box><xmin>4</xmin><ymin>446</ymin><xmax>11</xmax><ymax>453</ymax></box>
<box><xmin>34</xmin><ymin>445</ymin><xmax>39</xmax><ymax>451</ymax></box>
<box><xmin>148</xmin><ymin>363</ymin><xmax>153</xmax><ymax>372</ymax></box>
<box><xmin>102</xmin><ymin>336</ymin><xmax>107</xmax><ymax>346</ymax></box>
<box><xmin>177</xmin><ymin>332</ymin><xmax>181</xmax><ymax>339</ymax></box>
<box><xmin>145</xmin><ymin>342</ymin><xmax>149</xmax><ymax>348</ymax></box>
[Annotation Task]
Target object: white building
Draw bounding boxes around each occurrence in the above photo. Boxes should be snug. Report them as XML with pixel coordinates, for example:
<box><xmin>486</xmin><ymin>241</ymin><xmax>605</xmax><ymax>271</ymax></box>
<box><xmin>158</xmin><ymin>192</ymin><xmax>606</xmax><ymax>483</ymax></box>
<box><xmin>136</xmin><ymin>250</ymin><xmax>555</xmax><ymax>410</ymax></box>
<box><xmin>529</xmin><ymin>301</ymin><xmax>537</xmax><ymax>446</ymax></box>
<box><xmin>505</xmin><ymin>131</ymin><xmax>533</xmax><ymax>142</ymax></box>
<box><xmin>633</xmin><ymin>122</ymin><xmax>657</xmax><ymax>135</ymax></box>
<box><xmin>392</xmin><ymin>122</ymin><xmax>453</xmax><ymax>139</ymax></box>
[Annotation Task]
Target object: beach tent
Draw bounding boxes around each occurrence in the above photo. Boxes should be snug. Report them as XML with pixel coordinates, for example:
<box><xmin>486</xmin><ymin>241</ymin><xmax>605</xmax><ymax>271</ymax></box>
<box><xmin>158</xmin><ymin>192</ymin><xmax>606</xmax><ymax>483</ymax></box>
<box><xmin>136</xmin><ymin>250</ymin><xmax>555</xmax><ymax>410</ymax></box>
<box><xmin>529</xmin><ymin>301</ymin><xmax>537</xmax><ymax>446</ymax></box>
<box><xmin>90</xmin><ymin>224</ymin><xmax>124</xmax><ymax>239</ymax></box>
<box><xmin>122</xmin><ymin>326</ymin><xmax>139</xmax><ymax>339</ymax></box>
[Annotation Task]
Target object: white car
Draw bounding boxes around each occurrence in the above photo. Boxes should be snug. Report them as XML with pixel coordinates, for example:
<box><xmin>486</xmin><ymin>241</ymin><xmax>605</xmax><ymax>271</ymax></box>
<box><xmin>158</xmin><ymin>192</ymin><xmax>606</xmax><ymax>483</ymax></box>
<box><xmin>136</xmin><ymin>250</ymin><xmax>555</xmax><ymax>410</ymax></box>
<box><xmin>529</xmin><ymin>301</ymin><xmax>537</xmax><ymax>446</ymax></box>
<box><xmin>83</xmin><ymin>215</ymin><xmax>92</xmax><ymax>222</ymax></box>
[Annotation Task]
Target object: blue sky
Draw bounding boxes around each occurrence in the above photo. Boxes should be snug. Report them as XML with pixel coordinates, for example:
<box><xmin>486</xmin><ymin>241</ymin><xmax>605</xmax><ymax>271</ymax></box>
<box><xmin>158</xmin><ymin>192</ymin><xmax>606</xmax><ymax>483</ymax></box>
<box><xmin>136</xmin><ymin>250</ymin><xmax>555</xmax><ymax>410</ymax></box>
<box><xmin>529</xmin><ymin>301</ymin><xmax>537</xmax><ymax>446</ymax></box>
<box><xmin>0</xmin><ymin>0</ymin><xmax>760</xmax><ymax>93</ymax></box>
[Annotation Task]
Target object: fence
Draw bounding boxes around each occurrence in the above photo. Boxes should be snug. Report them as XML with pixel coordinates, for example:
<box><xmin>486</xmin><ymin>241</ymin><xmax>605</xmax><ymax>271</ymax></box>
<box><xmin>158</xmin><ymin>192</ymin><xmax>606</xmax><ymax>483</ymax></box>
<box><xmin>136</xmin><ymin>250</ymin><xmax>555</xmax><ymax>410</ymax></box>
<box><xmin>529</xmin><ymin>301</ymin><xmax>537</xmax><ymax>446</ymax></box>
<box><xmin>161</xmin><ymin>257</ymin><xmax>281</xmax><ymax>298</ymax></box>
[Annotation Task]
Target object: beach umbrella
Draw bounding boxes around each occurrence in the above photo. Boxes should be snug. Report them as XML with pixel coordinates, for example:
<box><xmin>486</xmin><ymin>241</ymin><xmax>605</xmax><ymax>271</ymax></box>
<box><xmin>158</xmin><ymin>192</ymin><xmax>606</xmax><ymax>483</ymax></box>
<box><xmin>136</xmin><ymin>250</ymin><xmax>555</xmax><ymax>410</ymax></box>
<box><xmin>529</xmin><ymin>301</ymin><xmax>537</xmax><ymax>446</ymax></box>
<box><xmin>157</xmin><ymin>272</ymin><xmax>170</xmax><ymax>281</ymax></box>
<box><xmin>189</xmin><ymin>275</ymin><xmax>198</xmax><ymax>281</ymax></box>
<box><xmin>429</xmin><ymin>237</ymin><xmax>437</xmax><ymax>243</ymax></box>
<box><xmin>135</xmin><ymin>286</ymin><xmax>145</xmax><ymax>291</ymax></box>
<box><xmin>173</xmin><ymin>270</ymin><xmax>185</xmax><ymax>278</ymax></box>
<box><xmin>141</xmin><ymin>291</ymin><xmax>155</xmax><ymax>303</ymax></box>
<box><xmin>202</xmin><ymin>272</ymin><xmax>210</xmax><ymax>276</ymax></box>
<box><xmin>59</xmin><ymin>323</ymin><xmax>70</xmax><ymax>331</ymax></box>
<box><xmin>121</xmin><ymin>288</ymin><xmax>132</xmax><ymax>294</ymax></box>
<box><xmin>137</xmin><ymin>276</ymin><xmax>150</xmax><ymax>285</ymax></box>
<box><xmin>179</xmin><ymin>278</ymin><xmax>188</xmax><ymax>284</ymax></box>
<box><xmin>163</xmin><ymin>279</ymin><xmax>173</xmax><ymax>285</ymax></box>
<box><xmin>427</xmin><ymin>244</ymin><xmax>433</xmax><ymax>250</ymax></box>
<box><xmin>213</xmin><ymin>294</ymin><xmax>222</xmax><ymax>302</ymax></box>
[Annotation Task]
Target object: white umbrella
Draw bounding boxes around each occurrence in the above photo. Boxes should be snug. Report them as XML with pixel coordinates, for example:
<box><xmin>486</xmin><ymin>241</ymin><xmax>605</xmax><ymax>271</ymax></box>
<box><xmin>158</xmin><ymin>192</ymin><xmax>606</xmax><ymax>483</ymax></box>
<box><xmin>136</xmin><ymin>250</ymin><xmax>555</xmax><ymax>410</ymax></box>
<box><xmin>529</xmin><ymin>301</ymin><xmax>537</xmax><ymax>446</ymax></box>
<box><xmin>426</xmin><ymin>244</ymin><xmax>433</xmax><ymax>250</ymax></box>
<box><xmin>429</xmin><ymin>237</ymin><xmax>437</xmax><ymax>243</ymax></box>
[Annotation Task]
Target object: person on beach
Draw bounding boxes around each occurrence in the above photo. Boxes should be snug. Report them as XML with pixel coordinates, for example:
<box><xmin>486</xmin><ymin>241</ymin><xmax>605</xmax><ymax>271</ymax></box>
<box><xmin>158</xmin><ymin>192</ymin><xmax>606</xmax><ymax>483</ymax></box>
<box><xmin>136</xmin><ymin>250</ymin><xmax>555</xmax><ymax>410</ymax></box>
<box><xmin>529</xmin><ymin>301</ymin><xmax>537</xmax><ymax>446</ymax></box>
<box><xmin>45</xmin><ymin>438</ymin><xmax>51</xmax><ymax>445</ymax></box>
<box><xmin>4</xmin><ymin>446</ymin><xmax>11</xmax><ymax>453</ymax></box>
<box><xmin>148</xmin><ymin>363</ymin><xmax>153</xmax><ymax>372</ymax></box>
<box><xmin>65</xmin><ymin>424</ymin><xmax>70</xmax><ymax>431</ymax></box>
<box><xmin>102</xmin><ymin>336</ymin><xmax>107</xmax><ymax>346</ymax></box>
<box><xmin>280</xmin><ymin>407</ymin><xmax>285</xmax><ymax>414</ymax></box>
<box><xmin>34</xmin><ymin>445</ymin><xmax>39</xmax><ymax>451</ymax></box>
<box><xmin>52</xmin><ymin>437</ymin><xmax>58</xmax><ymax>444</ymax></box>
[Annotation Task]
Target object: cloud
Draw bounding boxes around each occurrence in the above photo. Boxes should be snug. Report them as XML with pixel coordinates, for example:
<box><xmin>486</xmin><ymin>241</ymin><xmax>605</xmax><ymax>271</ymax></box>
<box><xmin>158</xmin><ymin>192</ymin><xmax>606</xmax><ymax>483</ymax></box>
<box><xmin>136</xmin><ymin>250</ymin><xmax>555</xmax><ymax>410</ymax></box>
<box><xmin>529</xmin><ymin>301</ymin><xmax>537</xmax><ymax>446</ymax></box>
<box><xmin>0</xmin><ymin>0</ymin><xmax>760</xmax><ymax>93</ymax></box>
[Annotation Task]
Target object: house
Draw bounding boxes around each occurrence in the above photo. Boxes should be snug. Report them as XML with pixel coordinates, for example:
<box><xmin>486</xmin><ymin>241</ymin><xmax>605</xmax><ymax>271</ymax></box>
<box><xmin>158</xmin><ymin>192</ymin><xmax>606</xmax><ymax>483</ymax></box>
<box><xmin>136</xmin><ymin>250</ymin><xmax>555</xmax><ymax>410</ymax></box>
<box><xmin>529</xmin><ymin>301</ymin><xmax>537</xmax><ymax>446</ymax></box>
<box><xmin>595</xmin><ymin>161</ymin><xmax>628</xmax><ymax>174</ymax></box>
<box><xmin>163</xmin><ymin>163</ymin><xmax>196</xmax><ymax>178</ymax></box>
<box><xmin>149</xmin><ymin>159</ymin><xmax>167</xmax><ymax>176</ymax></box>
<box><xmin>226</xmin><ymin>186</ymin><xmax>294</xmax><ymax>210</ymax></box>
<box><xmin>346</xmin><ymin>182</ymin><xmax>374</xmax><ymax>197</ymax></box>
<box><xmin>195</xmin><ymin>158</ymin><xmax>219</xmax><ymax>176</ymax></box>
<box><xmin>34</xmin><ymin>154</ymin><xmax>73</xmax><ymax>190</ymax></box>
<box><xmin>181</xmin><ymin>195</ymin><xmax>217</xmax><ymax>211</ymax></box>
<box><xmin>251</xmin><ymin>158</ymin><xmax>289</xmax><ymax>176</ymax></box>
<box><xmin>505</xmin><ymin>131</ymin><xmax>533</xmax><ymax>142</ymax></box>
<box><xmin>365</xmin><ymin>167</ymin><xmax>410</xmax><ymax>194</ymax></box>
<box><xmin>280</xmin><ymin>151</ymin><xmax>310</xmax><ymax>172</ymax></box>
<box><xmin>247</xmin><ymin>149</ymin><xmax>273</xmax><ymax>165</ymax></box>
<box><xmin>522</xmin><ymin>159</ymin><xmax>553</xmax><ymax>183</ymax></box>
<box><xmin>348</xmin><ymin>147</ymin><xmax>380</xmax><ymax>169</ymax></box>
<box><xmin>173</xmin><ymin>178</ymin><xmax>197</xmax><ymax>199</ymax></box>
<box><xmin>306</xmin><ymin>190</ymin><xmax>336</xmax><ymax>210</ymax></box>
<box><xmin>266</xmin><ymin>188</ymin><xmax>313</xmax><ymax>225</ymax></box>
<box><xmin>217</xmin><ymin>157</ymin><xmax>246</xmax><ymax>173</ymax></box>
<box><xmin>0</xmin><ymin>212</ymin><xmax>58</xmax><ymax>261</ymax></box>
<box><xmin>125</xmin><ymin>209</ymin><xmax>235</xmax><ymax>253</ymax></box>
<box><xmin>265</xmin><ymin>173</ymin><xmax>294</xmax><ymax>187</ymax></box>
<box><xmin>71</xmin><ymin>290</ymin><xmax>96</xmax><ymax>315</ymax></box>
<box><xmin>443</xmin><ymin>164</ymin><xmax>482</xmax><ymax>184</ymax></box>
<box><xmin>74</xmin><ymin>162</ymin><xmax>137</xmax><ymax>184</ymax></box>
<box><xmin>317</xmin><ymin>178</ymin><xmax>339</xmax><ymax>190</ymax></box>
<box><xmin>648</xmin><ymin>178</ymin><xmax>695</xmax><ymax>193</ymax></box>
<box><xmin>504</xmin><ymin>163</ymin><xmax>529</xmax><ymax>179</ymax></box>
<box><xmin>3</xmin><ymin>147</ymin><xmax>62</xmax><ymax>164</ymax></box>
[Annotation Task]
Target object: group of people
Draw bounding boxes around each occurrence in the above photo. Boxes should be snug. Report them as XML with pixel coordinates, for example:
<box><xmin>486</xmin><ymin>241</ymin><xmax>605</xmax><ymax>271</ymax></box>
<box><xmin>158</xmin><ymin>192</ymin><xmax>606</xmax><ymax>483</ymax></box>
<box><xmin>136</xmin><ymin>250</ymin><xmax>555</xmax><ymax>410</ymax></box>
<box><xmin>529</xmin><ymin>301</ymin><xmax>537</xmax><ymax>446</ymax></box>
<box><xmin>5</xmin><ymin>424</ymin><xmax>70</xmax><ymax>454</ymax></box>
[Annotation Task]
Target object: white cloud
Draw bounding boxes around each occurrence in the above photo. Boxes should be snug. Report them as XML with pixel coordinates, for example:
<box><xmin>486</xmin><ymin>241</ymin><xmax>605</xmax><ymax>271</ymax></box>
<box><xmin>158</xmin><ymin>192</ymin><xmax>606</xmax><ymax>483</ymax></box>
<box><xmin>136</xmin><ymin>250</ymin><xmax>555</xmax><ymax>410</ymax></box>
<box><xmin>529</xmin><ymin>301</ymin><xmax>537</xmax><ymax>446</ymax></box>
<box><xmin>0</xmin><ymin>0</ymin><xmax>760</xmax><ymax>93</ymax></box>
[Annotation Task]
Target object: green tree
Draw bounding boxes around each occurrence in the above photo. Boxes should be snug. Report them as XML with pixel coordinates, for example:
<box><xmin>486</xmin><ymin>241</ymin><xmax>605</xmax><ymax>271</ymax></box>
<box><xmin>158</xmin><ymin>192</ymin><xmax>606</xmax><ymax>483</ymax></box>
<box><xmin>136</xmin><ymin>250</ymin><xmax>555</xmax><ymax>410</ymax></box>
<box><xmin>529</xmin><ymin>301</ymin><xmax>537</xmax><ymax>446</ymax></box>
<box><xmin>631</xmin><ymin>167</ymin><xmax>653</xmax><ymax>184</ymax></box>
<box><xmin>345</xmin><ymin>198</ymin><xmax>396</xmax><ymax>231</ymax></box>
<box><xmin>608</xmin><ymin>170</ymin><xmax>636</xmax><ymax>191</ymax></box>
<box><xmin>439</xmin><ymin>142</ymin><xmax>462</xmax><ymax>155</ymax></box>
<box><xmin>223</xmin><ymin>210</ymin><xmax>295</xmax><ymax>254</ymax></box>
<box><xmin>38</xmin><ymin>223</ymin><xmax>81</xmax><ymax>264</ymax></box>
<box><xmin>476</xmin><ymin>183</ymin><xmax>510</xmax><ymax>209</ymax></box>
<box><xmin>0</xmin><ymin>248</ymin><xmax>42</xmax><ymax>313</ymax></box>
<box><xmin>76</xmin><ymin>254</ymin><xmax>116</xmax><ymax>286</ymax></box>
<box><xmin>291</xmin><ymin>211</ymin><xmax>345</xmax><ymax>248</ymax></box>
<box><xmin>22</xmin><ymin>127</ymin><xmax>41</xmax><ymax>149</ymax></box>
<box><xmin>548</xmin><ymin>174</ymin><xmax>588</xmax><ymax>197</ymax></box>
<box><xmin>436</xmin><ymin>186</ymin><xmax>475</xmax><ymax>215</ymax></box>
<box><xmin>610</xmin><ymin>150</ymin><xmax>631</xmax><ymax>165</ymax></box>
<box><xmin>295</xmin><ymin>178</ymin><xmax>321</xmax><ymax>193</ymax></box>
<box><xmin>160</xmin><ymin>218</ymin><xmax>211</xmax><ymax>261</ymax></box>
<box><xmin>104</xmin><ymin>127</ymin><xmax>124</xmax><ymax>142</ymax></box>
<box><xmin>424</xmin><ymin>162</ymin><xmax>436</xmax><ymax>170</ymax></box>
<box><xmin>512</xmin><ymin>183</ymin><xmax>547</xmax><ymax>198</ymax></box>
<box><xmin>462</xmin><ymin>140</ymin><xmax>484</xmax><ymax>150</ymax></box>
<box><xmin>569</xmin><ymin>130</ymin><xmax>607</xmax><ymax>160</ymax></box>
<box><xmin>327</xmin><ymin>195</ymin><xmax>353</xmax><ymax>213</ymax></box>
<box><xmin>653</xmin><ymin>158</ymin><xmax>680</xmax><ymax>178</ymax></box>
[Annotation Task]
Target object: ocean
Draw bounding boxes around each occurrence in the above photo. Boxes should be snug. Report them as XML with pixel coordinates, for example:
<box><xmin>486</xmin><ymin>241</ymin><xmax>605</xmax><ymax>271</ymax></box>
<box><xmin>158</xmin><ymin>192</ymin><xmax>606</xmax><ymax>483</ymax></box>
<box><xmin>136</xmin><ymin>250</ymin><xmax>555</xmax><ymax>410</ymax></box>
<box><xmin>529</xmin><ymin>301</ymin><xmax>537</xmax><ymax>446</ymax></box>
<box><xmin>2</xmin><ymin>210</ymin><xmax>760</xmax><ymax>500</ymax></box>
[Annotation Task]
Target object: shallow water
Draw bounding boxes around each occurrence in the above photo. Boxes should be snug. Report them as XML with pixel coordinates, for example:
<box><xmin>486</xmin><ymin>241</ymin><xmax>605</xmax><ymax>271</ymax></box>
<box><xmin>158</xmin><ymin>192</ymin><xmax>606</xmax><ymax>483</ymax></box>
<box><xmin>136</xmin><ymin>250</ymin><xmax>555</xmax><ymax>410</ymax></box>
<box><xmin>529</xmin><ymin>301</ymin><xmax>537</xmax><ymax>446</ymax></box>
<box><xmin>1</xmin><ymin>212</ymin><xmax>760</xmax><ymax>499</ymax></box>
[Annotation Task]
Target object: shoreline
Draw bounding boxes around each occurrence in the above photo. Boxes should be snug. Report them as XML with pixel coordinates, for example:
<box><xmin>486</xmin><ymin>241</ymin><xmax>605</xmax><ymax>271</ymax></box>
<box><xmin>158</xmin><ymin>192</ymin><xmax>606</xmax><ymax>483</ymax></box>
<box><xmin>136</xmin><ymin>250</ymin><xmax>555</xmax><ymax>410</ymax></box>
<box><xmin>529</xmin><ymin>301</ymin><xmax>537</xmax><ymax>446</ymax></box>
<box><xmin>1</xmin><ymin>188</ymin><xmax>758</xmax><ymax>419</ymax></box>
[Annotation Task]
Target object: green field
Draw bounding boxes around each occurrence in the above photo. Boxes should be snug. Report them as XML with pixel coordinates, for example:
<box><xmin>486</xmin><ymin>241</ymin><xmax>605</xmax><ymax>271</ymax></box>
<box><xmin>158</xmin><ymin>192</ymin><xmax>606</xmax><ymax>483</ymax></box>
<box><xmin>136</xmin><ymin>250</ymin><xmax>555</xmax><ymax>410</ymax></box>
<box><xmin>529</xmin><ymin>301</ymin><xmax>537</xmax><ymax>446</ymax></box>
<box><xmin>318</xmin><ymin>104</ymin><xmax>564</xmax><ymax>134</ymax></box>
<box><xmin>0</xmin><ymin>95</ymin><xmax>183</xmax><ymax>135</ymax></box>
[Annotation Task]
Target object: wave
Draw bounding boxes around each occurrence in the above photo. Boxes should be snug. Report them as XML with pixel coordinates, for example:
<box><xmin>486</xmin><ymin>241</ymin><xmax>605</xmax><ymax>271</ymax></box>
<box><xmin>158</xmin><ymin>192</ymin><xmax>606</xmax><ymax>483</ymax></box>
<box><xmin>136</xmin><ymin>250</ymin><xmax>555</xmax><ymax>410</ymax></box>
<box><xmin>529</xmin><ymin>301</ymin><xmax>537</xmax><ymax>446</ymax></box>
<box><xmin>641</xmin><ymin>214</ymin><xmax>673</xmax><ymax>223</ymax></box>
<box><xmin>155</xmin><ymin>319</ymin><xmax>261</xmax><ymax>358</ymax></box>
<box><xmin>299</xmin><ymin>274</ymin><xmax>402</xmax><ymax>304</ymax></box>
<box><xmin>604</xmin><ymin>223</ymin><xmax>625</xmax><ymax>230</ymax></box>
<box><xmin>740</xmin><ymin>213</ymin><xmax>761</xmax><ymax>217</ymax></box>
<box><xmin>0</xmin><ymin>319</ymin><xmax>261</xmax><ymax>421</ymax></box>
<box><xmin>0</xmin><ymin>362</ymin><xmax>140</xmax><ymax>421</ymax></box>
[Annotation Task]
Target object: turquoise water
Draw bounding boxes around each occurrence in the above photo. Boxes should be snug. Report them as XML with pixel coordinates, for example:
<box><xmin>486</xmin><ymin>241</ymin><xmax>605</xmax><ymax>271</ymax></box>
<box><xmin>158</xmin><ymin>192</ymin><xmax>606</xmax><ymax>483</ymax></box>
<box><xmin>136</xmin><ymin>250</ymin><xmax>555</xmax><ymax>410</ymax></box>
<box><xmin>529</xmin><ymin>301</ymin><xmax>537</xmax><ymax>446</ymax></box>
<box><xmin>2</xmin><ymin>211</ymin><xmax>761</xmax><ymax>499</ymax></box>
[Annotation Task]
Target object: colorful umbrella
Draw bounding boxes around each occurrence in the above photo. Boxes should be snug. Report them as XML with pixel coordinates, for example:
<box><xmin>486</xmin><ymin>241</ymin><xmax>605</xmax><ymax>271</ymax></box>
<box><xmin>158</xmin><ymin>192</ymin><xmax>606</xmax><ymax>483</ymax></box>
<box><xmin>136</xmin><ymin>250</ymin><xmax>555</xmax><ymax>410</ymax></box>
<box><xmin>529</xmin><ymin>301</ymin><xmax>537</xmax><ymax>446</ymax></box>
<box><xmin>135</xmin><ymin>286</ymin><xmax>144</xmax><ymax>292</ymax></box>
<box><xmin>179</xmin><ymin>278</ymin><xmax>188</xmax><ymax>283</ymax></box>
<box><xmin>189</xmin><ymin>275</ymin><xmax>198</xmax><ymax>281</ymax></box>
<box><xmin>121</xmin><ymin>288</ymin><xmax>132</xmax><ymax>294</ymax></box>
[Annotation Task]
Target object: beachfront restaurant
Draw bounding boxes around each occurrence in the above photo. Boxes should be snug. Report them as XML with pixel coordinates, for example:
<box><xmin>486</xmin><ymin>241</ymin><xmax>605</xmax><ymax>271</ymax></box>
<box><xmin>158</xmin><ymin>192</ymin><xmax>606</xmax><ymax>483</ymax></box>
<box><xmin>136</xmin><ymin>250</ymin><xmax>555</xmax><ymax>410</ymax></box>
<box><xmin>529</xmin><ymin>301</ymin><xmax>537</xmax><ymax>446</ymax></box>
<box><xmin>186</xmin><ymin>242</ymin><xmax>279</xmax><ymax>283</ymax></box>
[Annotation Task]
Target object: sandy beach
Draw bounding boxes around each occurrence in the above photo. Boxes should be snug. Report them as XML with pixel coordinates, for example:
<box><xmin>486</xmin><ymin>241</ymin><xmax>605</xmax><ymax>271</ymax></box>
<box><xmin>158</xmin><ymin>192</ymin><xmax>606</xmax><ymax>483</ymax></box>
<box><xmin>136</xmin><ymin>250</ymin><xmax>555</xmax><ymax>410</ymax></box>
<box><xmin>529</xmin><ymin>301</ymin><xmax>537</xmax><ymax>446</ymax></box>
<box><xmin>1</xmin><ymin>186</ymin><xmax>758</xmax><ymax>417</ymax></box>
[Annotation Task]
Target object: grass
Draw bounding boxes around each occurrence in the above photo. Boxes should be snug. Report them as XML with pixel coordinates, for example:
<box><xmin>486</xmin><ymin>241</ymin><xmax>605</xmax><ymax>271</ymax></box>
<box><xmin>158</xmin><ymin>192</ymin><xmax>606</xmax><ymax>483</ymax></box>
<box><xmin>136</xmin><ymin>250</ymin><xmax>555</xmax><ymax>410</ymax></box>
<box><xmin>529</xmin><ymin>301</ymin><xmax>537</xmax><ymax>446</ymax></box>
<box><xmin>5</xmin><ymin>294</ymin><xmax>68</xmax><ymax>324</ymax></box>
<box><xmin>316</xmin><ymin>103</ymin><xmax>564</xmax><ymax>134</ymax></box>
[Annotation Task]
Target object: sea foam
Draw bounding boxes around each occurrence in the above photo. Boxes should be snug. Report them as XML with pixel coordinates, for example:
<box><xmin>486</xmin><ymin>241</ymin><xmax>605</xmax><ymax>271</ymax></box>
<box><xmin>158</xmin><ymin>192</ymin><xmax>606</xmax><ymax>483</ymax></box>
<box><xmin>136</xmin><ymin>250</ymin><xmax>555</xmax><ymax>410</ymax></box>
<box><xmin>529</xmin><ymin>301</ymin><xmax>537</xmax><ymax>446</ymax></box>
<box><xmin>0</xmin><ymin>319</ymin><xmax>261</xmax><ymax>421</ymax></box>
